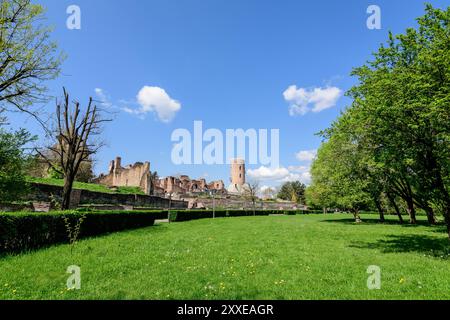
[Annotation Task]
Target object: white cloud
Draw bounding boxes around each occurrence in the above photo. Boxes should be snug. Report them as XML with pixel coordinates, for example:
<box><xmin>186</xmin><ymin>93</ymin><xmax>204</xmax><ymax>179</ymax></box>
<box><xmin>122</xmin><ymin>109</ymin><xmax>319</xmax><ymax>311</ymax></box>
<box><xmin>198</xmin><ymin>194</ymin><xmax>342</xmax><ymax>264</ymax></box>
<box><xmin>280</xmin><ymin>171</ymin><xmax>312</xmax><ymax>184</ymax></box>
<box><xmin>248</xmin><ymin>166</ymin><xmax>290</xmax><ymax>181</ymax></box>
<box><xmin>94</xmin><ymin>88</ymin><xmax>113</xmax><ymax>108</ymax></box>
<box><xmin>248</xmin><ymin>165</ymin><xmax>311</xmax><ymax>185</ymax></box>
<box><xmin>295</xmin><ymin>149</ymin><xmax>317</xmax><ymax>162</ymax></box>
<box><xmin>283</xmin><ymin>85</ymin><xmax>342</xmax><ymax>116</ymax></box>
<box><xmin>95</xmin><ymin>86</ymin><xmax>181</xmax><ymax>123</ymax></box>
<box><xmin>287</xmin><ymin>165</ymin><xmax>309</xmax><ymax>173</ymax></box>
<box><xmin>259</xmin><ymin>185</ymin><xmax>277</xmax><ymax>198</ymax></box>
<box><xmin>124</xmin><ymin>86</ymin><xmax>181</xmax><ymax>123</ymax></box>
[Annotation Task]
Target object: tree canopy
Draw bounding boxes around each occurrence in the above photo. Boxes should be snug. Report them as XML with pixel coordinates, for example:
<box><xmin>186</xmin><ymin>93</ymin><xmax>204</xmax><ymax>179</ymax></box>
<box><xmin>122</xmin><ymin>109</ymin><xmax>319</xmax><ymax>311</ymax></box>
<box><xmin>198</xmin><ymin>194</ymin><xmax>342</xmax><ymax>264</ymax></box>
<box><xmin>0</xmin><ymin>122</ymin><xmax>34</xmax><ymax>201</ymax></box>
<box><xmin>306</xmin><ymin>5</ymin><xmax>450</xmax><ymax>235</ymax></box>
<box><xmin>0</xmin><ymin>0</ymin><xmax>63</xmax><ymax>118</ymax></box>
<box><xmin>278</xmin><ymin>181</ymin><xmax>306</xmax><ymax>204</ymax></box>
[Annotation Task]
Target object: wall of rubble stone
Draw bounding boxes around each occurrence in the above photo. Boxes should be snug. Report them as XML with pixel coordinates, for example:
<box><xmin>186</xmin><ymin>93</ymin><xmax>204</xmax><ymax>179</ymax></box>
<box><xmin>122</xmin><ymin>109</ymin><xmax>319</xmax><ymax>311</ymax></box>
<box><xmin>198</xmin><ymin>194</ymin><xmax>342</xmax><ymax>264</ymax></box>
<box><xmin>25</xmin><ymin>183</ymin><xmax>188</xmax><ymax>209</ymax></box>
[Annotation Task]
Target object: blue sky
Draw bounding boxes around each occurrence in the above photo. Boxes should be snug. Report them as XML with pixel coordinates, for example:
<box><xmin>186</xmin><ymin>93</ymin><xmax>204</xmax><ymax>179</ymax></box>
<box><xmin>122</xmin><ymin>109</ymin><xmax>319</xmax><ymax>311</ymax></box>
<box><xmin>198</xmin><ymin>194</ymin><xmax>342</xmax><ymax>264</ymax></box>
<box><xmin>11</xmin><ymin>0</ymin><xmax>450</xmax><ymax>189</ymax></box>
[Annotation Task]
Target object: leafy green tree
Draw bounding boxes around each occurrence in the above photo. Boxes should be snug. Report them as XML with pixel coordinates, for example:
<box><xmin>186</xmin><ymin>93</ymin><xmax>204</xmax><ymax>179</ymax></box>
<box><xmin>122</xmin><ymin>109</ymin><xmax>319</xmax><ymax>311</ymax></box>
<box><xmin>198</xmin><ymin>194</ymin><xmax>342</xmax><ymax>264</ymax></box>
<box><xmin>347</xmin><ymin>5</ymin><xmax>450</xmax><ymax>232</ymax></box>
<box><xmin>307</xmin><ymin>133</ymin><xmax>371</xmax><ymax>222</ymax></box>
<box><xmin>0</xmin><ymin>0</ymin><xmax>63</xmax><ymax>118</ymax></box>
<box><xmin>277</xmin><ymin>181</ymin><xmax>306</xmax><ymax>204</ymax></box>
<box><xmin>0</xmin><ymin>124</ymin><xmax>34</xmax><ymax>202</ymax></box>
<box><xmin>310</xmin><ymin>5</ymin><xmax>450</xmax><ymax>235</ymax></box>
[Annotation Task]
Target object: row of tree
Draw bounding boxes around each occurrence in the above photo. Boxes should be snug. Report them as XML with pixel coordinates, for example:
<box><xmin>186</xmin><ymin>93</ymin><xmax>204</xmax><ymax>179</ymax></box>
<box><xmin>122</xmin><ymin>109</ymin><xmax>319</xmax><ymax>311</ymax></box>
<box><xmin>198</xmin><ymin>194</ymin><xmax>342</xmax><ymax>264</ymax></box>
<box><xmin>306</xmin><ymin>5</ymin><xmax>450</xmax><ymax>238</ymax></box>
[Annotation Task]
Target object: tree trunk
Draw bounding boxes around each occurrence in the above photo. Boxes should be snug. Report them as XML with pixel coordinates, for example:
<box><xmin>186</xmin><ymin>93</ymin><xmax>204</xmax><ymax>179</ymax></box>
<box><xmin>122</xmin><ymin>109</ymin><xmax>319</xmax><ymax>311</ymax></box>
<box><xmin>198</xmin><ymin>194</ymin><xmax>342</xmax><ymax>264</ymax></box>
<box><xmin>168</xmin><ymin>193</ymin><xmax>172</xmax><ymax>223</ymax></box>
<box><xmin>387</xmin><ymin>194</ymin><xmax>403</xmax><ymax>224</ymax></box>
<box><xmin>422</xmin><ymin>146</ymin><xmax>450</xmax><ymax>238</ymax></box>
<box><xmin>444</xmin><ymin>206</ymin><xmax>450</xmax><ymax>240</ymax></box>
<box><xmin>435</xmin><ymin>173</ymin><xmax>450</xmax><ymax>239</ymax></box>
<box><xmin>406</xmin><ymin>197</ymin><xmax>416</xmax><ymax>224</ymax></box>
<box><xmin>61</xmin><ymin>175</ymin><xmax>74</xmax><ymax>210</ymax></box>
<box><xmin>352</xmin><ymin>209</ymin><xmax>362</xmax><ymax>223</ymax></box>
<box><xmin>375</xmin><ymin>198</ymin><xmax>385</xmax><ymax>223</ymax></box>
<box><xmin>424</xmin><ymin>206</ymin><xmax>437</xmax><ymax>225</ymax></box>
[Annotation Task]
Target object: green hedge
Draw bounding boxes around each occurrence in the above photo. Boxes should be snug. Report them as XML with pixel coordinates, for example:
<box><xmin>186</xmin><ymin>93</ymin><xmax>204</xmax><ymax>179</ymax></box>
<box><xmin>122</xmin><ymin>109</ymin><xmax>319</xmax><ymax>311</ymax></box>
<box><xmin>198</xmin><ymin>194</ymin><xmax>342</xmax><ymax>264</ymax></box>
<box><xmin>0</xmin><ymin>211</ymin><xmax>156</xmax><ymax>254</ymax></box>
<box><xmin>76</xmin><ymin>208</ymin><xmax>169</xmax><ymax>220</ymax></box>
<box><xmin>167</xmin><ymin>209</ymin><xmax>321</xmax><ymax>222</ymax></box>
<box><xmin>0</xmin><ymin>208</ymin><xmax>323</xmax><ymax>254</ymax></box>
<box><xmin>167</xmin><ymin>209</ymin><xmax>251</xmax><ymax>221</ymax></box>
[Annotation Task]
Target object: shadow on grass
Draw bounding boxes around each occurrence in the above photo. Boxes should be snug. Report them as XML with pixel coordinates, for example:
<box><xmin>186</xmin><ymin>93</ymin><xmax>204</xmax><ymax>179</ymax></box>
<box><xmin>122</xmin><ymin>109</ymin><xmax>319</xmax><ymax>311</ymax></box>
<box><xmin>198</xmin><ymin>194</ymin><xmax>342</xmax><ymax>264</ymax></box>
<box><xmin>322</xmin><ymin>217</ymin><xmax>447</xmax><ymax>230</ymax></box>
<box><xmin>349</xmin><ymin>234</ymin><xmax>450</xmax><ymax>259</ymax></box>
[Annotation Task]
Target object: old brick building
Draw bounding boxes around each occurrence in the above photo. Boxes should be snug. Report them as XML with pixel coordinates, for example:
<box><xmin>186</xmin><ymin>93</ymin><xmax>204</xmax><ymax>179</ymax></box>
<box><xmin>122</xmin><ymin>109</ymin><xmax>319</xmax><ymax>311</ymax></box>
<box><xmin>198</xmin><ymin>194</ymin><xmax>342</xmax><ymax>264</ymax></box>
<box><xmin>94</xmin><ymin>157</ymin><xmax>152</xmax><ymax>195</ymax></box>
<box><xmin>94</xmin><ymin>156</ymin><xmax>226</xmax><ymax>196</ymax></box>
<box><xmin>156</xmin><ymin>175</ymin><xmax>225</xmax><ymax>195</ymax></box>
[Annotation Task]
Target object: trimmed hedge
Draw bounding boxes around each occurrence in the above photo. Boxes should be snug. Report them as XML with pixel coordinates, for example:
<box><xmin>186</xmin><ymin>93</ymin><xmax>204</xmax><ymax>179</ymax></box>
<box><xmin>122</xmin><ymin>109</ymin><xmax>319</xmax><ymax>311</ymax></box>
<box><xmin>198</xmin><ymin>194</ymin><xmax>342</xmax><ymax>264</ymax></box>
<box><xmin>0</xmin><ymin>211</ymin><xmax>156</xmax><ymax>254</ymax></box>
<box><xmin>167</xmin><ymin>209</ymin><xmax>306</xmax><ymax>222</ymax></box>
<box><xmin>0</xmin><ymin>208</ymin><xmax>322</xmax><ymax>254</ymax></box>
<box><xmin>76</xmin><ymin>208</ymin><xmax>170</xmax><ymax>220</ymax></box>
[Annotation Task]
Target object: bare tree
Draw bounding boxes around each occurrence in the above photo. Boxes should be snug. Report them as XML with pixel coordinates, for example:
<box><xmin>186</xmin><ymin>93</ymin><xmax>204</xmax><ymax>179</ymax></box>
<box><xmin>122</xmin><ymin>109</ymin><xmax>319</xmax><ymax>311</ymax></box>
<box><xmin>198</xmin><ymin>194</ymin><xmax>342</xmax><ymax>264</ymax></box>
<box><xmin>37</xmin><ymin>88</ymin><xmax>110</xmax><ymax>210</ymax></box>
<box><xmin>149</xmin><ymin>171</ymin><xmax>159</xmax><ymax>195</ymax></box>
<box><xmin>262</xmin><ymin>187</ymin><xmax>276</xmax><ymax>200</ymax></box>
<box><xmin>28</xmin><ymin>147</ymin><xmax>95</xmax><ymax>182</ymax></box>
<box><xmin>244</xmin><ymin>180</ymin><xmax>260</xmax><ymax>216</ymax></box>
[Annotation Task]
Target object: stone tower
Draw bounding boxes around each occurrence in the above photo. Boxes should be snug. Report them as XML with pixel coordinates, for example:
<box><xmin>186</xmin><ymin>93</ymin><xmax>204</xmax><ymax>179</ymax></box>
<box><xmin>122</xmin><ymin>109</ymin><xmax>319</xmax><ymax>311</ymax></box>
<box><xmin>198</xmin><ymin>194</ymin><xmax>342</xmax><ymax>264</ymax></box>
<box><xmin>230</xmin><ymin>158</ymin><xmax>246</xmax><ymax>185</ymax></box>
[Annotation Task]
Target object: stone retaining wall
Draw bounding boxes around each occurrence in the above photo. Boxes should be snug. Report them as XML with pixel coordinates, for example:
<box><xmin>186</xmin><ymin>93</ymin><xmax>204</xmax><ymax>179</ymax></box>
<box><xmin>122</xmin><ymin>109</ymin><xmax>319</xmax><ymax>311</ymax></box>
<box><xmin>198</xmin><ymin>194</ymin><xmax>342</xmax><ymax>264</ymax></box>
<box><xmin>25</xmin><ymin>183</ymin><xmax>188</xmax><ymax>209</ymax></box>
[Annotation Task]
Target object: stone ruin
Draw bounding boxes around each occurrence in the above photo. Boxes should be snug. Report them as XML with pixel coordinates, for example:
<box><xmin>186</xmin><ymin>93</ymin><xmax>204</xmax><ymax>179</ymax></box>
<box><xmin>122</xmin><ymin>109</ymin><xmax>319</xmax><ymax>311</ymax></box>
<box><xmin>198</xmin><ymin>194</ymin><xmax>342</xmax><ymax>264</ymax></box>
<box><xmin>155</xmin><ymin>175</ymin><xmax>226</xmax><ymax>196</ymax></box>
<box><xmin>94</xmin><ymin>157</ymin><xmax>152</xmax><ymax>194</ymax></box>
<box><xmin>94</xmin><ymin>156</ymin><xmax>226</xmax><ymax>197</ymax></box>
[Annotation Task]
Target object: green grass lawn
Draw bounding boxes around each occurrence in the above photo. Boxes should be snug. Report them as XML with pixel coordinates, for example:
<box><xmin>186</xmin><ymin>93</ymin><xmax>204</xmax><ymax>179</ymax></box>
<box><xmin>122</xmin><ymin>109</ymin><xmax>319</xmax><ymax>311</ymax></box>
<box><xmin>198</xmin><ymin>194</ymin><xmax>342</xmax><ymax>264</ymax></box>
<box><xmin>27</xmin><ymin>177</ymin><xmax>145</xmax><ymax>195</ymax></box>
<box><xmin>0</xmin><ymin>214</ymin><xmax>449</xmax><ymax>300</ymax></box>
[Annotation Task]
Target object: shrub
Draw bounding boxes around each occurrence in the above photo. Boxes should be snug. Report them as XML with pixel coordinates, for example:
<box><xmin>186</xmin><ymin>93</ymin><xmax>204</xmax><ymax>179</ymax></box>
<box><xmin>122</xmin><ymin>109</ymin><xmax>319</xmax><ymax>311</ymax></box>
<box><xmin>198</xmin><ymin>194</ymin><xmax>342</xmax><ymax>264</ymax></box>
<box><xmin>168</xmin><ymin>210</ymin><xmax>214</xmax><ymax>222</ymax></box>
<box><xmin>169</xmin><ymin>209</ymin><xmax>271</xmax><ymax>222</ymax></box>
<box><xmin>0</xmin><ymin>128</ymin><xmax>35</xmax><ymax>202</ymax></box>
<box><xmin>0</xmin><ymin>211</ymin><xmax>156</xmax><ymax>254</ymax></box>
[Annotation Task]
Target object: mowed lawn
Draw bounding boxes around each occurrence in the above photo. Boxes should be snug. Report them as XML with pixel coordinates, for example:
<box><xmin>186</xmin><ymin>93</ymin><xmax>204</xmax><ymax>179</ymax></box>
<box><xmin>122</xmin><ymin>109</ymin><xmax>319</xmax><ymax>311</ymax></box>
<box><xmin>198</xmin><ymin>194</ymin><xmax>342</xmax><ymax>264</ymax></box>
<box><xmin>0</xmin><ymin>214</ymin><xmax>449</xmax><ymax>300</ymax></box>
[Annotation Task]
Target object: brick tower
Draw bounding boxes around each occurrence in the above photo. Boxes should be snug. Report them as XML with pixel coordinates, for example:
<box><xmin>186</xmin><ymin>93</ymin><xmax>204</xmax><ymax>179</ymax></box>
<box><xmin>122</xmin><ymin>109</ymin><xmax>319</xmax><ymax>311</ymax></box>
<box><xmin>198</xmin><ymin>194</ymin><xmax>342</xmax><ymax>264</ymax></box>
<box><xmin>230</xmin><ymin>158</ymin><xmax>245</xmax><ymax>185</ymax></box>
<box><xmin>227</xmin><ymin>158</ymin><xmax>247</xmax><ymax>194</ymax></box>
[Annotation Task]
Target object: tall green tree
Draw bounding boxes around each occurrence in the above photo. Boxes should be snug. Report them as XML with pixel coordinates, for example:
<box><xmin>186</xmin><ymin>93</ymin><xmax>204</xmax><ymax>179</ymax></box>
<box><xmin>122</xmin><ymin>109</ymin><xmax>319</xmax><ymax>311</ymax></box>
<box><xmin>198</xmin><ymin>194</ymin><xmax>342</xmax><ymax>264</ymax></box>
<box><xmin>309</xmin><ymin>5</ymin><xmax>450</xmax><ymax>236</ymax></box>
<box><xmin>0</xmin><ymin>122</ymin><xmax>34</xmax><ymax>202</ymax></box>
<box><xmin>278</xmin><ymin>181</ymin><xmax>306</xmax><ymax>204</ymax></box>
<box><xmin>348</xmin><ymin>4</ymin><xmax>450</xmax><ymax>234</ymax></box>
<box><xmin>307</xmin><ymin>132</ymin><xmax>371</xmax><ymax>222</ymax></box>
<box><xmin>0</xmin><ymin>0</ymin><xmax>63</xmax><ymax>119</ymax></box>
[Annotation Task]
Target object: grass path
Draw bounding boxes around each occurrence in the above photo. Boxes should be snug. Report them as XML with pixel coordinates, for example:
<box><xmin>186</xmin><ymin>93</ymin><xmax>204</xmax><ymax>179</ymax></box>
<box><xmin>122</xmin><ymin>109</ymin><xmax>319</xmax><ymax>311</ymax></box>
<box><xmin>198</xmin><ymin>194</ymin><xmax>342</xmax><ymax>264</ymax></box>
<box><xmin>0</xmin><ymin>214</ymin><xmax>449</xmax><ymax>300</ymax></box>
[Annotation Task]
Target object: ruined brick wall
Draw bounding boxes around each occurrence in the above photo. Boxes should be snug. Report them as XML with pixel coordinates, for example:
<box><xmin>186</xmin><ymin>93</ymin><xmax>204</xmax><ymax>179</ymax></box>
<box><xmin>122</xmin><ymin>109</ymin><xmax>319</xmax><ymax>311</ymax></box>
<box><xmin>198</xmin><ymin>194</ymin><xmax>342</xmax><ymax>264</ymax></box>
<box><xmin>208</xmin><ymin>180</ymin><xmax>225</xmax><ymax>190</ymax></box>
<box><xmin>94</xmin><ymin>157</ymin><xmax>151</xmax><ymax>195</ymax></box>
<box><xmin>182</xmin><ymin>195</ymin><xmax>303</xmax><ymax>211</ymax></box>
<box><xmin>157</xmin><ymin>176</ymin><xmax>226</xmax><ymax>195</ymax></box>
